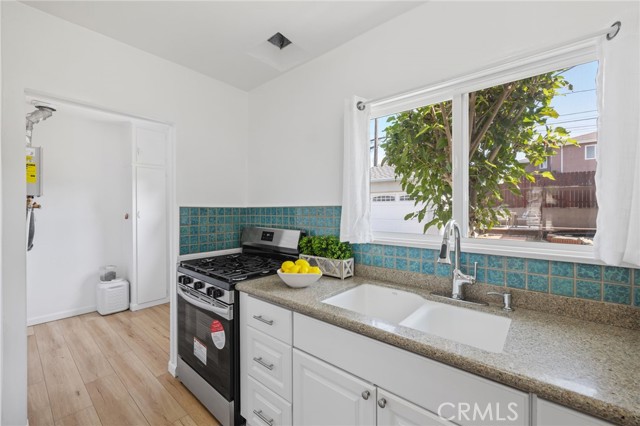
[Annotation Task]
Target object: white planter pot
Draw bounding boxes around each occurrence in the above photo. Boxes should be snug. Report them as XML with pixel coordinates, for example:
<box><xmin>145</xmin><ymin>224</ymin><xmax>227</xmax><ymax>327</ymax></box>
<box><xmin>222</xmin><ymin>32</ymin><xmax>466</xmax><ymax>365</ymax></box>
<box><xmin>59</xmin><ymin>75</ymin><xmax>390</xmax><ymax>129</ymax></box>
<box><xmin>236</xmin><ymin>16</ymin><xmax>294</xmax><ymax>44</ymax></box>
<box><xmin>299</xmin><ymin>255</ymin><xmax>354</xmax><ymax>280</ymax></box>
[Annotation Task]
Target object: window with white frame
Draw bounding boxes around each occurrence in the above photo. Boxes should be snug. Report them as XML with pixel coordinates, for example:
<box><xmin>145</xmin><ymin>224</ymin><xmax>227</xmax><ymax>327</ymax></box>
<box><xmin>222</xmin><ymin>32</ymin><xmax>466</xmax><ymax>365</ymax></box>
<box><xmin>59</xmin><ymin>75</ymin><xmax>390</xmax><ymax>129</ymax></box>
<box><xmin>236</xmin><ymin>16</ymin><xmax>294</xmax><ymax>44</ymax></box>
<box><xmin>369</xmin><ymin>50</ymin><xmax>599</xmax><ymax>252</ymax></box>
<box><xmin>370</xmin><ymin>100</ymin><xmax>452</xmax><ymax>236</ymax></box>
<box><xmin>585</xmin><ymin>144</ymin><xmax>597</xmax><ymax>160</ymax></box>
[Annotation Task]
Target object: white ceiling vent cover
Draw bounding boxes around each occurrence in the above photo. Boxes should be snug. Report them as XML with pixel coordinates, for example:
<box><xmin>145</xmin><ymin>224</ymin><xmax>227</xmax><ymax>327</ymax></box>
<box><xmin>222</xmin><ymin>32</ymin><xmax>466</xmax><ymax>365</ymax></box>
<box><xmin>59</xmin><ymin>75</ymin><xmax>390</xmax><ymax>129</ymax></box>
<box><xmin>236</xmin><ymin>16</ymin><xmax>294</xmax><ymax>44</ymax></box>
<box><xmin>247</xmin><ymin>32</ymin><xmax>308</xmax><ymax>72</ymax></box>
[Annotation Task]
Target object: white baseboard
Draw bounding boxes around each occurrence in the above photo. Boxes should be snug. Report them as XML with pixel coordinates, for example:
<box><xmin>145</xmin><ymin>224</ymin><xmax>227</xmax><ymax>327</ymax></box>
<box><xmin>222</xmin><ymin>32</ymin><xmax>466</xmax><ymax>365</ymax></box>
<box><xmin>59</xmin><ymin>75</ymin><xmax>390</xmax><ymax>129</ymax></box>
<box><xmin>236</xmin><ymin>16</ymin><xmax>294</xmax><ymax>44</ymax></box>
<box><xmin>27</xmin><ymin>305</ymin><xmax>96</xmax><ymax>326</ymax></box>
<box><xmin>130</xmin><ymin>297</ymin><xmax>170</xmax><ymax>311</ymax></box>
<box><xmin>168</xmin><ymin>360</ymin><xmax>177</xmax><ymax>376</ymax></box>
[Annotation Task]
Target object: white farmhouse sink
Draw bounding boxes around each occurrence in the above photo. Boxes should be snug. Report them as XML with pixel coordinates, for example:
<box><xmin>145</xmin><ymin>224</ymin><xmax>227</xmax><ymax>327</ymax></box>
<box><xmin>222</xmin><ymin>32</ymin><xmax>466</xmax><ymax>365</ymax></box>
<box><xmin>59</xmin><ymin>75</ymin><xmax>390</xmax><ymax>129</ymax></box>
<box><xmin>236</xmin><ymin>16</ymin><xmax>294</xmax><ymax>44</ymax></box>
<box><xmin>399</xmin><ymin>302</ymin><xmax>511</xmax><ymax>353</ymax></box>
<box><xmin>322</xmin><ymin>284</ymin><xmax>425</xmax><ymax>324</ymax></box>
<box><xmin>322</xmin><ymin>284</ymin><xmax>511</xmax><ymax>353</ymax></box>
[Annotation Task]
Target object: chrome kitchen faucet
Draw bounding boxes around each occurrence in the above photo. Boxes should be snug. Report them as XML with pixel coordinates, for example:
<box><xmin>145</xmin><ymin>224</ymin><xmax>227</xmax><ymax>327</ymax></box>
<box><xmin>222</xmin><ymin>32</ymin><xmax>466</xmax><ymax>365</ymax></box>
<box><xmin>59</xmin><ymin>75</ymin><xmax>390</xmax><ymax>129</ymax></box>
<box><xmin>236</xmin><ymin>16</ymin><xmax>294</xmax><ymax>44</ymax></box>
<box><xmin>437</xmin><ymin>219</ymin><xmax>477</xmax><ymax>300</ymax></box>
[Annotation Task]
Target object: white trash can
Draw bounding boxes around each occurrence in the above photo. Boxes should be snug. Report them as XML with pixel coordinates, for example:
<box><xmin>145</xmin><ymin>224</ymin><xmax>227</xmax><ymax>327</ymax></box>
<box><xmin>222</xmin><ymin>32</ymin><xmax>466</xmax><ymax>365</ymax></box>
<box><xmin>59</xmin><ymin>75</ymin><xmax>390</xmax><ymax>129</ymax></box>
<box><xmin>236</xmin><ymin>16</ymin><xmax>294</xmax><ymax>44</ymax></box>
<box><xmin>97</xmin><ymin>278</ymin><xmax>129</xmax><ymax>315</ymax></box>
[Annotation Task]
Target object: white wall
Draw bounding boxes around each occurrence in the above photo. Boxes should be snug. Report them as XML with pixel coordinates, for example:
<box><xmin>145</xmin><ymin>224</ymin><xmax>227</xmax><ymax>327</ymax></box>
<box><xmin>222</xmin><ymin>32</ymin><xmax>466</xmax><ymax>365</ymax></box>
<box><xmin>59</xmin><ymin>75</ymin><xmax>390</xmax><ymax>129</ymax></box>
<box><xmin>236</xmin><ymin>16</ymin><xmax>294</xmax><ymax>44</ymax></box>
<box><xmin>1</xmin><ymin>3</ymin><xmax>248</xmax><ymax>424</ymax></box>
<box><xmin>247</xmin><ymin>1</ymin><xmax>639</xmax><ymax>207</ymax></box>
<box><xmin>25</xmin><ymin>109</ymin><xmax>131</xmax><ymax>325</ymax></box>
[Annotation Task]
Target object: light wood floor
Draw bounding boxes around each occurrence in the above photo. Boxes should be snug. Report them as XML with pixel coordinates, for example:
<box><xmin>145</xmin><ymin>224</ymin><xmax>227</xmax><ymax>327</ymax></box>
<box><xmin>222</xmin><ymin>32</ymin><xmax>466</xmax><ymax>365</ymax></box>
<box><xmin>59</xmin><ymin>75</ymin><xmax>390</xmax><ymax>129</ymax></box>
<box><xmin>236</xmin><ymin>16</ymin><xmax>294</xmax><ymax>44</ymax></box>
<box><xmin>28</xmin><ymin>304</ymin><xmax>221</xmax><ymax>426</ymax></box>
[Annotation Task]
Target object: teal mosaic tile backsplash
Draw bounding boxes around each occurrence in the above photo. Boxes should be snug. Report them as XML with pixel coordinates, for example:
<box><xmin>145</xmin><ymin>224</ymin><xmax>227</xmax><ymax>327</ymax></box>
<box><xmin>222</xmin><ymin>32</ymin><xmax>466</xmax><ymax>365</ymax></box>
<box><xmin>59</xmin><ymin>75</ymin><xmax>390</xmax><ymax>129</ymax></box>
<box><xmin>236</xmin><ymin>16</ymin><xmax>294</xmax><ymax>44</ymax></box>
<box><xmin>352</xmin><ymin>244</ymin><xmax>640</xmax><ymax>307</ymax></box>
<box><xmin>180</xmin><ymin>205</ymin><xmax>640</xmax><ymax>308</ymax></box>
<box><xmin>179</xmin><ymin>206</ymin><xmax>340</xmax><ymax>254</ymax></box>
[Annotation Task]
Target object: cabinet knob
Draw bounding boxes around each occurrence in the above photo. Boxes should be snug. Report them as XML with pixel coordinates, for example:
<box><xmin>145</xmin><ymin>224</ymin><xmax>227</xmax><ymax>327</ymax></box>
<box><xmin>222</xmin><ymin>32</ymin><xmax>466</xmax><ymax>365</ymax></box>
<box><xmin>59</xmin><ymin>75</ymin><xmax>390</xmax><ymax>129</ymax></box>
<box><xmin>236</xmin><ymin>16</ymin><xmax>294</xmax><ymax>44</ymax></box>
<box><xmin>378</xmin><ymin>398</ymin><xmax>387</xmax><ymax>408</ymax></box>
<box><xmin>361</xmin><ymin>390</ymin><xmax>370</xmax><ymax>400</ymax></box>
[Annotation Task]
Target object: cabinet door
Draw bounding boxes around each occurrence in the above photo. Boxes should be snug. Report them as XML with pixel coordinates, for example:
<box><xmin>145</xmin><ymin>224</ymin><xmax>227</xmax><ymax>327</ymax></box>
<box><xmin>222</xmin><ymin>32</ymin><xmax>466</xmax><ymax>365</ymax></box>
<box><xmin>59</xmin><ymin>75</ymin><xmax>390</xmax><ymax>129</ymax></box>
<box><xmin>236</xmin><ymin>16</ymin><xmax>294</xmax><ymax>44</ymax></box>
<box><xmin>135</xmin><ymin>127</ymin><xmax>167</xmax><ymax>166</ymax></box>
<box><xmin>537</xmin><ymin>399</ymin><xmax>614</xmax><ymax>426</ymax></box>
<box><xmin>377</xmin><ymin>389</ymin><xmax>456</xmax><ymax>426</ymax></box>
<box><xmin>135</xmin><ymin>167</ymin><xmax>167</xmax><ymax>305</ymax></box>
<box><xmin>293</xmin><ymin>349</ymin><xmax>375</xmax><ymax>426</ymax></box>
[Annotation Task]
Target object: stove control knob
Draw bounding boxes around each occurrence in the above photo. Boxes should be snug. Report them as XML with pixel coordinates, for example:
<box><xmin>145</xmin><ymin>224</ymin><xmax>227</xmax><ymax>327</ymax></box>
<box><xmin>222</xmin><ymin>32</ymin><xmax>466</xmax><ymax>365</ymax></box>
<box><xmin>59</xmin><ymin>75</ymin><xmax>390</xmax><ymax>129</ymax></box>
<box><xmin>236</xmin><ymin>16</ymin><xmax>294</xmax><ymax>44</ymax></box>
<box><xmin>213</xmin><ymin>289</ymin><xmax>224</xmax><ymax>298</ymax></box>
<box><xmin>178</xmin><ymin>275</ymin><xmax>193</xmax><ymax>284</ymax></box>
<box><xmin>193</xmin><ymin>281</ymin><xmax>205</xmax><ymax>290</ymax></box>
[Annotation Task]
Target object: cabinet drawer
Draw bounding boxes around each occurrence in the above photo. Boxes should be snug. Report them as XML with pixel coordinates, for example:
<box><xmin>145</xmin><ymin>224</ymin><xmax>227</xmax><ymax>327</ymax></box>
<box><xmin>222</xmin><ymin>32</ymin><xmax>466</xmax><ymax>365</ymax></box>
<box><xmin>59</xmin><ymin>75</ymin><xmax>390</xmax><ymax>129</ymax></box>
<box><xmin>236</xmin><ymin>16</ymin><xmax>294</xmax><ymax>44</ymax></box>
<box><xmin>244</xmin><ymin>294</ymin><xmax>292</xmax><ymax>344</ymax></box>
<box><xmin>245</xmin><ymin>375</ymin><xmax>292</xmax><ymax>426</ymax></box>
<box><xmin>246</xmin><ymin>326</ymin><xmax>292</xmax><ymax>401</ymax></box>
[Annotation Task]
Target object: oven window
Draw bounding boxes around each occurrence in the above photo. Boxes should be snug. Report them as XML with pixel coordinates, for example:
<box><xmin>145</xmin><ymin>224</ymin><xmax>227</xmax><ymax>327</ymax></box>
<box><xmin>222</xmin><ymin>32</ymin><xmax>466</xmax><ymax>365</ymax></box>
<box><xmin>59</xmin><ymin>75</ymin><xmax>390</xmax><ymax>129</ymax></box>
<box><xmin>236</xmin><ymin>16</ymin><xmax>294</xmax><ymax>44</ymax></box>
<box><xmin>177</xmin><ymin>294</ymin><xmax>234</xmax><ymax>400</ymax></box>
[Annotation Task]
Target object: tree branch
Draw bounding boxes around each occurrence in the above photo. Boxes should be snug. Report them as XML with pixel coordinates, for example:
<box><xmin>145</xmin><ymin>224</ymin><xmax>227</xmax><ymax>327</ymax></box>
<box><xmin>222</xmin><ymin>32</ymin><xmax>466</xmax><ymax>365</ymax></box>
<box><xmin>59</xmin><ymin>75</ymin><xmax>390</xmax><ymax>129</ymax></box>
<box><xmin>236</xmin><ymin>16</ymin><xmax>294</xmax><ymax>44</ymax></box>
<box><xmin>440</xmin><ymin>102</ymin><xmax>452</xmax><ymax>146</ymax></box>
<box><xmin>470</xmin><ymin>84</ymin><xmax>515</xmax><ymax>155</ymax></box>
<box><xmin>468</xmin><ymin>92</ymin><xmax>476</xmax><ymax>143</ymax></box>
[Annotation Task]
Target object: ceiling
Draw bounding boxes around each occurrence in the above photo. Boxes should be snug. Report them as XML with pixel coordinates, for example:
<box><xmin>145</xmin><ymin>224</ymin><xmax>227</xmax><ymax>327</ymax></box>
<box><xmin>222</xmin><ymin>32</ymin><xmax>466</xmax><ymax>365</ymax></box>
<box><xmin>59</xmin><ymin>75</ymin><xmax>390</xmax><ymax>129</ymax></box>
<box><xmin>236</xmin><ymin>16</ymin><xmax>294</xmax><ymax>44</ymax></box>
<box><xmin>22</xmin><ymin>1</ymin><xmax>424</xmax><ymax>91</ymax></box>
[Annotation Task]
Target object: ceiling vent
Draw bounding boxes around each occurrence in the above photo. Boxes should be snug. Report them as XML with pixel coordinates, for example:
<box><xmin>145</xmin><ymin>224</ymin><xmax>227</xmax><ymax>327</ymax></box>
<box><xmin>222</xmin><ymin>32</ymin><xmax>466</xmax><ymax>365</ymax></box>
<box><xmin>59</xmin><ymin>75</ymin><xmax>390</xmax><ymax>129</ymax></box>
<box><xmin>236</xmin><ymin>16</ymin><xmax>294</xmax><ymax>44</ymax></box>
<box><xmin>267</xmin><ymin>32</ymin><xmax>292</xmax><ymax>50</ymax></box>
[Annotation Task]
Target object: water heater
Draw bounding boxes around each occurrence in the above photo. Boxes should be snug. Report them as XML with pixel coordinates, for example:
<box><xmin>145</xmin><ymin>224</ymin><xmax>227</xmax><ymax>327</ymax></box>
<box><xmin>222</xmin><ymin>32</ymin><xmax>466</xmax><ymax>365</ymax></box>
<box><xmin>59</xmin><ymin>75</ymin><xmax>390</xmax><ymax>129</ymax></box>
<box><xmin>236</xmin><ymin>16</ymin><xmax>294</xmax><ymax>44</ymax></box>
<box><xmin>26</xmin><ymin>146</ymin><xmax>43</xmax><ymax>197</ymax></box>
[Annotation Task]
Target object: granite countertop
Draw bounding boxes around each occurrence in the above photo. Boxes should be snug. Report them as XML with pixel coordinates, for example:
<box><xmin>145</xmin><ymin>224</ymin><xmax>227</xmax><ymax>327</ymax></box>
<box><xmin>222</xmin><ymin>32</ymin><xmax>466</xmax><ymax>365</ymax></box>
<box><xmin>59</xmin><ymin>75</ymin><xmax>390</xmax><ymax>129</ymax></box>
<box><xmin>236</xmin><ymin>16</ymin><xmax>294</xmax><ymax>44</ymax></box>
<box><xmin>236</xmin><ymin>275</ymin><xmax>640</xmax><ymax>426</ymax></box>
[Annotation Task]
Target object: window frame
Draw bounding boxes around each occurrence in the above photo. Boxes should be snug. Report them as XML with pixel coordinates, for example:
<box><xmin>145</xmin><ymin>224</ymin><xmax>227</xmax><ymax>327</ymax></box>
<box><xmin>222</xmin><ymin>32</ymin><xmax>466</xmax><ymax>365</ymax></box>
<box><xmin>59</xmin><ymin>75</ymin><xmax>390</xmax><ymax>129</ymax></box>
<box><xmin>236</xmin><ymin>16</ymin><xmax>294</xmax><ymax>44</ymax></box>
<box><xmin>585</xmin><ymin>144</ymin><xmax>597</xmax><ymax>160</ymax></box>
<box><xmin>368</xmin><ymin>40</ymin><xmax>601</xmax><ymax>264</ymax></box>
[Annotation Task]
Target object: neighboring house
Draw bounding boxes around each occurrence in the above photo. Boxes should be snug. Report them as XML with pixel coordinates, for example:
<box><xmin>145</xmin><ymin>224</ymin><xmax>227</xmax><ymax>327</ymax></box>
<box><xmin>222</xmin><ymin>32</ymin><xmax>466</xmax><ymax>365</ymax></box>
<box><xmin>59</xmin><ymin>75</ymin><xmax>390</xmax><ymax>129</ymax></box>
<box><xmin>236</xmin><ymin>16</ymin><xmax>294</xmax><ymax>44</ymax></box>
<box><xmin>526</xmin><ymin>131</ymin><xmax>597</xmax><ymax>173</ymax></box>
<box><xmin>370</xmin><ymin>165</ymin><xmax>438</xmax><ymax>234</ymax></box>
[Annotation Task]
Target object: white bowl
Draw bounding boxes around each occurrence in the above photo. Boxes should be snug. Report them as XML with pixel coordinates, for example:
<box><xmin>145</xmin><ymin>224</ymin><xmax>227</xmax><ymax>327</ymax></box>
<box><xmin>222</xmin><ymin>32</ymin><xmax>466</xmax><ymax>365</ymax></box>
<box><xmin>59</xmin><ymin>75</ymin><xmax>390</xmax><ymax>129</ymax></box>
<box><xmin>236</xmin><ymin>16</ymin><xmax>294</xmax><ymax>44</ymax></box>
<box><xmin>277</xmin><ymin>270</ymin><xmax>322</xmax><ymax>288</ymax></box>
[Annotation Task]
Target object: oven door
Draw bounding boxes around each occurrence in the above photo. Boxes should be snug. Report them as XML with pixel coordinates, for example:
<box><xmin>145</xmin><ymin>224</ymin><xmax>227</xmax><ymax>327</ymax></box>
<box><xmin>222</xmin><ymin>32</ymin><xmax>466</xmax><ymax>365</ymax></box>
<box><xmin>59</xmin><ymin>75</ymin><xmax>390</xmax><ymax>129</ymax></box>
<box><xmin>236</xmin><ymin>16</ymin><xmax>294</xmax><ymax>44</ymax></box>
<box><xmin>177</xmin><ymin>287</ymin><xmax>234</xmax><ymax>401</ymax></box>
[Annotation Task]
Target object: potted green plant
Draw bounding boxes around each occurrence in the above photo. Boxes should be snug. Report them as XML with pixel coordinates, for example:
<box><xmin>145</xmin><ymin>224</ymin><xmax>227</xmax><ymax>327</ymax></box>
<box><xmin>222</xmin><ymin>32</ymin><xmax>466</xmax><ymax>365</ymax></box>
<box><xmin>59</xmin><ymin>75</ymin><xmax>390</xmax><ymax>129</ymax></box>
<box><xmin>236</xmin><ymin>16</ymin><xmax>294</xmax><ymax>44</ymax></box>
<box><xmin>298</xmin><ymin>235</ymin><xmax>354</xmax><ymax>279</ymax></box>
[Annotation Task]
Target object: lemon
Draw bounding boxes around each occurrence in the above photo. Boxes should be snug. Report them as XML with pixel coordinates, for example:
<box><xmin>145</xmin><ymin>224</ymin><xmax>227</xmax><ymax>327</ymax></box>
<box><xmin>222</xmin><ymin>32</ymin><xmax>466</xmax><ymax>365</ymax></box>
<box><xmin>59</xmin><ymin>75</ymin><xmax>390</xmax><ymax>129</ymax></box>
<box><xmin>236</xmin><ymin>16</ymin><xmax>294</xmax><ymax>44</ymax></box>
<box><xmin>299</xmin><ymin>265</ymin><xmax>310</xmax><ymax>274</ymax></box>
<box><xmin>289</xmin><ymin>265</ymin><xmax>301</xmax><ymax>274</ymax></box>
<box><xmin>309</xmin><ymin>266</ymin><xmax>322</xmax><ymax>274</ymax></box>
<box><xmin>295</xmin><ymin>259</ymin><xmax>310</xmax><ymax>268</ymax></box>
<box><xmin>281</xmin><ymin>260</ymin><xmax>295</xmax><ymax>272</ymax></box>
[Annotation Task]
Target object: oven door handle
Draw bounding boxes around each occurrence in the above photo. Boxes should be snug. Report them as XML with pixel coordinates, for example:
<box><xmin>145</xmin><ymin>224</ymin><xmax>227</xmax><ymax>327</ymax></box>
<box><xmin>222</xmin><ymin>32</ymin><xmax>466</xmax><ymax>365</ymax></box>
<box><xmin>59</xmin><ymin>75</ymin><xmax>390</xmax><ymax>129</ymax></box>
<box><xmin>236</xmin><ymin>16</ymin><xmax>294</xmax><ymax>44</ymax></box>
<box><xmin>177</xmin><ymin>288</ymin><xmax>233</xmax><ymax>320</ymax></box>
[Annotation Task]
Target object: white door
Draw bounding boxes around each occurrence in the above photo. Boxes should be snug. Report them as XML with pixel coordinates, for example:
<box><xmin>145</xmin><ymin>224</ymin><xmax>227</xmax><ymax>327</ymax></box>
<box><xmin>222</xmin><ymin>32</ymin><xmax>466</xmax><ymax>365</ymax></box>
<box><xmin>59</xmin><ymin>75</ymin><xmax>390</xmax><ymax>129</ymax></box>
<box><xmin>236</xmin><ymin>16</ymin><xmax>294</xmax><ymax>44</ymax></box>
<box><xmin>135</xmin><ymin>166</ymin><xmax>167</xmax><ymax>305</ymax></box>
<box><xmin>377</xmin><ymin>388</ymin><xmax>455</xmax><ymax>426</ymax></box>
<box><xmin>293</xmin><ymin>349</ymin><xmax>375</xmax><ymax>426</ymax></box>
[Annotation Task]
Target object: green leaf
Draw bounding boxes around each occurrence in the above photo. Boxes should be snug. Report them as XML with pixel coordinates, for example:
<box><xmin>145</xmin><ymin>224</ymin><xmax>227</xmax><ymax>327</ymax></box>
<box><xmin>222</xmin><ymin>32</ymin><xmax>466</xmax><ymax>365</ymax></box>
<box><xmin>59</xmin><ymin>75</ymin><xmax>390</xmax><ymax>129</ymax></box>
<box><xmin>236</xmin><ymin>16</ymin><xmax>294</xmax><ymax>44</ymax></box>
<box><xmin>541</xmin><ymin>171</ymin><xmax>555</xmax><ymax>180</ymax></box>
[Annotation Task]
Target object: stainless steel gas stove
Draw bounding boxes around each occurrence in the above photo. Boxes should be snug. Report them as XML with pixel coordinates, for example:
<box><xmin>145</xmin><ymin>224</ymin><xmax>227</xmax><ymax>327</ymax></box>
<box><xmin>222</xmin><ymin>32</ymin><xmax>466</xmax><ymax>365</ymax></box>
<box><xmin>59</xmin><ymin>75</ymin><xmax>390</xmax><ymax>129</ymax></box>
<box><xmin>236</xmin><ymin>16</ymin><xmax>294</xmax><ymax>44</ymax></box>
<box><xmin>176</xmin><ymin>226</ymin><xmax>303</xmax><ymax>426</ymax></box>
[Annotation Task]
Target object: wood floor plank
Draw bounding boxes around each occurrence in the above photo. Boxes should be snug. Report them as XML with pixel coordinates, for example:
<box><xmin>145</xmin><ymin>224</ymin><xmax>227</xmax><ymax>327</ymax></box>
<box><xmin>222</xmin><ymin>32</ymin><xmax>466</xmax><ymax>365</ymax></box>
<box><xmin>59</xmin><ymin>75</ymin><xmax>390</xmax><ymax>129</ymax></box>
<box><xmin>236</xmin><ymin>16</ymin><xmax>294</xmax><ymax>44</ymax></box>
<box><xmin>28</xmin><ymin>381</ymin><xmax>55</xmax><ymax>426</ymax></box>
<box><xmin>149</xmin><ymin>305</ymin><xmax>170</xmax><ymax>329</ymax></box>
<box><xmin>173</xmin><ymin>415</ymin><xmax>199</xmax><ymax>426</ymax></box>
<box><xmin>105</xmin><ymin>313</ymin><xmax>168</xmax><ymax>377</ymax></box>
<box><xmin>28</xmin><ymin>334</ymin><xmax>45</xmax><ymax>385</ymax></box>
<box><xmin>35</xmin><ymin>321</ymin><xmax>93</xmax><ymax>420</ymax></box>
<box><xmin>58</xmin><ymin>317</ymin><xmax>115</xmax><ymax>384</ymax></box>
<box><xmin>109</xmin><ymin>351</ymin><xmax>185</xmax><ymax>426</ymax></box>
<box><xmin>82</xmin><ymin>316</ymin><xmax>131</xmax><ymax>359</ymax></box>
<box><xmin>55</xmin><ymin>406</ymin><xmax>102</xmax><ymax>426</ymax></box>
<box><xmin>78</xmin><ymin>311</ymin><xmax>101</xmax><ymax>322</ymax></box>
<box><xmin>130</xmin><ymin>311</ymin><xmax>170</xmax><ymax>354</ymax></box>
<box><xmin>86</xmin><ymin>373</ymin><xmax>149</xmax><ymax>426</ymax></box>
<box><xmin>28</xmin><ymin>326</ymin><xmax>35</xmax><ymax>336</ymax></box>
<box><xmin>156</xmin><ymin>373</ymin><xmax>220</xmax><ymax>426</ymax></box>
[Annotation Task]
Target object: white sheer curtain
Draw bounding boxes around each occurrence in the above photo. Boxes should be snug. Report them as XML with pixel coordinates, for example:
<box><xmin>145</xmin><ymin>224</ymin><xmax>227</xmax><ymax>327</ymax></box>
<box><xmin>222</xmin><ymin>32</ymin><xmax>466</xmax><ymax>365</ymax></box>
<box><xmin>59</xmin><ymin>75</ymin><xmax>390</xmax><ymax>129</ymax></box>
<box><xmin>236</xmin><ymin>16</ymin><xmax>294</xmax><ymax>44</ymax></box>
<box><xmin>593</xmin><ymin>26</ymin><xmax>640</xmax><ymax>266</ymax></box>
<box><xmin>340</xmin><ymin>96</ymin><xmax>373</xmax><ymax>243</ymax></box>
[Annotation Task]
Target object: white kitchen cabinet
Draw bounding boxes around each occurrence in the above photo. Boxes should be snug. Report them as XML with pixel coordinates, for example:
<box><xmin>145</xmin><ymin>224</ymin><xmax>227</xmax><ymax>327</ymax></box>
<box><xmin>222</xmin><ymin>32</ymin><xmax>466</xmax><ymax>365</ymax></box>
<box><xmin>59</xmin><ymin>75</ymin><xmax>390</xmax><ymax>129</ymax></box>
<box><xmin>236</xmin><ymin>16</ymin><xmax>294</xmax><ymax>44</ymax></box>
<box><xmin>245</xmin><ymin>376</ymin><xmax>292</xmax><ymax>426</ymax></box>
<box><xmin>245</xmin><ymin>326</ymin><xmax>292</xmax><ymax>401</ymax></box>
<box><xmin>135</xmin><ymin>126</ymin><xmax>167</xmax><ymax>166</ymax></box>
<box><xmin>377</xmin><ymin>388</ymin><xmax>454</xmax><ymax>426</ymax></box>
<box><xmin>241</xmin><ymin>293</ymin><xmax>293</xmax><ymax>425</ymax></box>
<box><xmin>293</xmin><ymin>349</ymin><xmax>376</xmax><ymax>426</ymax></box>
<box><xmin>129</xmin><ymin>124</ymin><xmax>169</xmax><ymax>310</ymax></box>
<box><xmin>536</xmin><ymin>399</ymin><xmax>614</xmax><ymax>426</ymax></box>
<box><xmin>134</xmin><ymin>166</ymin><xmax>168</xmax><ymax>306</ymax></box>
<box><xmin>294</xmin><ymin>313</ymin><xmax>528</xmax><ymax>426</ymax></box>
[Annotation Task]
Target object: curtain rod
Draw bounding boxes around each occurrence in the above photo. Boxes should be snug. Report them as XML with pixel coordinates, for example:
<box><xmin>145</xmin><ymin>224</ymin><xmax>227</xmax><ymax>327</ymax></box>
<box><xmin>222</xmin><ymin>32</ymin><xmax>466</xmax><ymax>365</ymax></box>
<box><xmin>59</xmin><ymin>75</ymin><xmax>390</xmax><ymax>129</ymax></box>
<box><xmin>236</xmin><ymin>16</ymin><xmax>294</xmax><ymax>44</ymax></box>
<box><xmin>356</xmin><ymin>21</ymin><xmax>621</xmax><ymax>111</ymax></box>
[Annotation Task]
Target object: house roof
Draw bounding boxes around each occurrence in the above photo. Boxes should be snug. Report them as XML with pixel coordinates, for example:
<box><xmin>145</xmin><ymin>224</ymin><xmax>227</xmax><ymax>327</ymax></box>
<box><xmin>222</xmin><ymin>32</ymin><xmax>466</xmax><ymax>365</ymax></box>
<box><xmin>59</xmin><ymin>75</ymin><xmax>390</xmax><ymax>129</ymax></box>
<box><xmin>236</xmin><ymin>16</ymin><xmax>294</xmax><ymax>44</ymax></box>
<box><xmin>573</xmin><ymin>131</ymin><xmax>597</xmax><ymax>144</ymax></box>
<box><xmin>370</xmin><ymin>165</ymin><xmax>397</xmax><ymax>182</ymax></box>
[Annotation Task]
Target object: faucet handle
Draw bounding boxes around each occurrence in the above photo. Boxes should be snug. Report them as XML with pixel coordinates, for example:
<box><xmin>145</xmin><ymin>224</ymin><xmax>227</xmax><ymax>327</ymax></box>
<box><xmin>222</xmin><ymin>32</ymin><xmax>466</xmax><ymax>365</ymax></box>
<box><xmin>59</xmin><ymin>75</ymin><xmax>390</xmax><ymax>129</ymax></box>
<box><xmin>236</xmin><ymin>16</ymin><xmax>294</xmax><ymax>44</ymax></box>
<box><xmin>470</xmin><ymin>262</ymin><xmax>477</xmax><ymax>283</ymax></box>
<box><xmin>487</xmin><ymin>291</ymin><xmax>513</xmax><ymax>311</ymax></box>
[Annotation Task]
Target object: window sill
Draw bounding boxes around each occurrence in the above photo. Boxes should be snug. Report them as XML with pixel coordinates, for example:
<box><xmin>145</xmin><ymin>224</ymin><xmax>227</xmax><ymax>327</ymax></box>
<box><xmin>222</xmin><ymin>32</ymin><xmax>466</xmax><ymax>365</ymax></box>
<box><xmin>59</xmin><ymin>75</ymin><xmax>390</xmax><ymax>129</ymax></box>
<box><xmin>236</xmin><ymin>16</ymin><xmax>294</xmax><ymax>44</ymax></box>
<box><xmin>372</xmin><ymin>232</ymin><xmax>604</xmax><ymax>265</ymax></box>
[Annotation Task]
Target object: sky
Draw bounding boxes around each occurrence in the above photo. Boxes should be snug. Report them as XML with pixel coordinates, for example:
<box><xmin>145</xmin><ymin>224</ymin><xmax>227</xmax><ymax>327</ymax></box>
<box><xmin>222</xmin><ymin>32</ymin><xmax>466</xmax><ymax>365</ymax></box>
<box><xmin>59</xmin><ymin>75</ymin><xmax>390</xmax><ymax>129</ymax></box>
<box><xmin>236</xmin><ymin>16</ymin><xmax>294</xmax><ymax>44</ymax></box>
<box><xmin>369</xmin><ymin>60</ymin><xmax>599</xmax><ymax>166</ymax></box>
